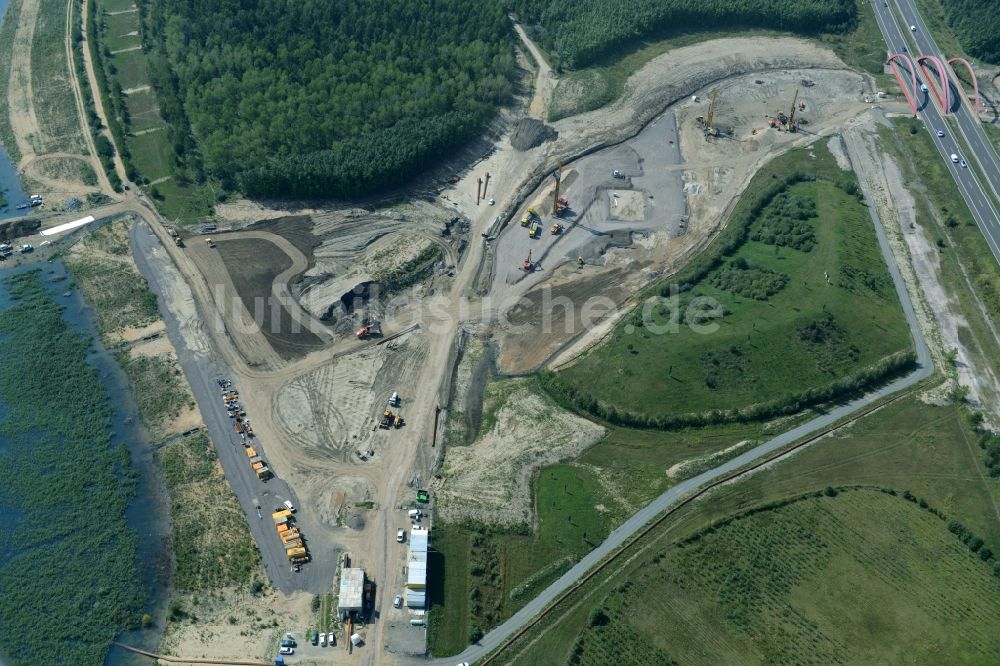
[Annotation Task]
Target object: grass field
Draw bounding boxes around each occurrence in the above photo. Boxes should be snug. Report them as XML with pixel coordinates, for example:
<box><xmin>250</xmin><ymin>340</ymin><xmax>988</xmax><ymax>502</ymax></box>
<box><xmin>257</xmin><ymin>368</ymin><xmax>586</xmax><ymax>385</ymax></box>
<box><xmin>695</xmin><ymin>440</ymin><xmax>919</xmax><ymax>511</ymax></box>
<box><xmin>93</xmin><ymin>0</ymin><xmax>216</xmax><ymax>221</ymax></box>
<box><xmin>556</xmin><ymin>142</ymin><xmax>911</xmax><ymax>424</ymax></box>
<box><xmin>545</xmin><ymin>0</ymin><xmax>887</xmax><ymax>121</ymax></box>
<box><xmin>495</xmin><ymin>392</ymin><xmax>1000</xmax><ymax>664</ymax></box>
<box><xmin>429</xmin><ymin>376</ymin><xmax>776</xmax><ymax>656</ymax></box>
<box><xmin>504</xmin><ymin>488</ymin><xmax>1000</xmax><ymax>665</ymax></box>
<box><xmin>32</xmin><ymin>0</ymin><xmax>86</xmax><ymax>154</ymax></box>
<box><xmin>879</xmin><ymin>119</ymin><xmax>1000</xmax><ymax>384</ymax></box>
<box><xmin>155</xmin><ymin>432</ymin><xmax>261</xmax><ymax>591</ymax></box>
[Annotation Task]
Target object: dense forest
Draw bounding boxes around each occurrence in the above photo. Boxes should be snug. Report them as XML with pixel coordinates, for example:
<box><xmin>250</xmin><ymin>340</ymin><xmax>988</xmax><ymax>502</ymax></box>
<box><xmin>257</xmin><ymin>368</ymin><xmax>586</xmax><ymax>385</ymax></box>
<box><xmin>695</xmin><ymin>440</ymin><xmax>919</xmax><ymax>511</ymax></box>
<box><xmin>939</xmin><ymin>0</ymin><xmax>1000</xmax><ymax>63</ymax></box>
<box><xmin>508</xmin><ymin>0</ymin><xmax>856</xmax><ymax>67</ymax></box>
<box><xmin>145</xmin><ymin>0</ymin><xmax>516</xmax><ymax>198</ymax></box>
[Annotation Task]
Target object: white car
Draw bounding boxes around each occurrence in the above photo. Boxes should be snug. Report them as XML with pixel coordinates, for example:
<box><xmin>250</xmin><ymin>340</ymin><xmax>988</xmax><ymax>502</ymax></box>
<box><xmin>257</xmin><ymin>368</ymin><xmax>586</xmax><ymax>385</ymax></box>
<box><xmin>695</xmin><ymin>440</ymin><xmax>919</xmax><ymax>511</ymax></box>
<box><xmin>279</xmin><ymin>646</ymin><xmax>294</xmax><ymax>655</ymax></box>
<box><xmin>397</xmin><ymin>528</ymin><xmax>406</xmax><ymax>542</ymax></box>
<box><xmin>910</xmin><ymin>25</ymin><xmax>916</xmax><ymax>31</ymax></box>
<box><xmin>394</xmin><ymin>594</ymin><xmax>402</xmax><ymax>608</ymax></box>
<box><xmin>283</xmin><ymin>500</ymin><xmax>296</xmax><ymax>513</ymax></box>
<box><xmin>319</xmin><ymin>632</ymin><xmax>326</xmax><ymax>647</ymax></box>
<box><xmin>936</xmin><ymin>129</ymin><xmax>944</xmax><ymax>137</ymax></box>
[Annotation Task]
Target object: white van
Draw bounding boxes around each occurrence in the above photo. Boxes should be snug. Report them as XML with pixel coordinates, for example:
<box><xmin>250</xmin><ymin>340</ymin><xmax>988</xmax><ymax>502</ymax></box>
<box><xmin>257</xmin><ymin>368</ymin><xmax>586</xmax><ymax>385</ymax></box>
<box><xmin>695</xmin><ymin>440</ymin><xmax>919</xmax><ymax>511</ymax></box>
<box><xmin>951</xmin><ymin>154</ymin><xmax>959</xmax><ymax>163</ymax></box>
<box><xmin>408</xmin><ymin>509</ymin><xmax>421</xmax><ymax>520</ymax></box>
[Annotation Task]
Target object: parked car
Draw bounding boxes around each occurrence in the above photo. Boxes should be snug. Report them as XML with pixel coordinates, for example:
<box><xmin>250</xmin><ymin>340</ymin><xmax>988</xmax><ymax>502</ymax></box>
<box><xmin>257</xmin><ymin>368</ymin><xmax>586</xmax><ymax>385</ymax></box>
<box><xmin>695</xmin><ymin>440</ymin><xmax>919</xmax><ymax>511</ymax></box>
<box><xmin>397</xmin><ymin>528</ymin><xmax>406</xmax><ymax>543</ymax></box>
<box><xmin>279</xmin><ymin>646</ymin><xmax>294</xmax><ymax>655</ymax></box>
<box><xmin>310</xmin><ymin>631</ymin><xmax>318</xmax><ymax>645</ymax></box>
<box><xmin>394</xmin><ymin>595</ymin><xmax>403</xmax><ymax>608</ymax></box>
<box><xmin>283</xmin><ymin>500</ymin><xmax>296</xmax><ymax>513</ymax></box>
<box><xmin>319</xmin><ymin>632</ymin><xmax>326</xmax><ymax>647</ymax></box>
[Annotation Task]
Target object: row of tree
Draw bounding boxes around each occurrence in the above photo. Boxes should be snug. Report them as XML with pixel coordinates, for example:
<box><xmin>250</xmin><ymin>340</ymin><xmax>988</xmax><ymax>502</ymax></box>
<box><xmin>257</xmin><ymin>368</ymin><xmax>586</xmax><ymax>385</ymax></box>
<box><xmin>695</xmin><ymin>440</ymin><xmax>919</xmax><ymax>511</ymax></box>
<box><xmin>537</xmin><ymin>351</ymin><xmax>916</xmax><ymax>430</ymax></box>
<box><xmin>144</xmin><ymin>0</ymin><xmax>516</xmax><ymax>196</ymax></box>
<box><xmin>508</xmin><ymin>0</ymin><xmax>856</xmax><ymax>67</ymax></box>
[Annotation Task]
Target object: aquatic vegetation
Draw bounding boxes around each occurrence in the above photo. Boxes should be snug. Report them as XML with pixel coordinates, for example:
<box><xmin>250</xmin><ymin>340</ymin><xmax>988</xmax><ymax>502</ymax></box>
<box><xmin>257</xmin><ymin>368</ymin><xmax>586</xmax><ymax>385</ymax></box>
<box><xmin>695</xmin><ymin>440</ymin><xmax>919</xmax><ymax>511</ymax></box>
<box><xmin>0</xmin><ymin>271</ymin><xmax>143</xmax><ymax>665</ymax></box>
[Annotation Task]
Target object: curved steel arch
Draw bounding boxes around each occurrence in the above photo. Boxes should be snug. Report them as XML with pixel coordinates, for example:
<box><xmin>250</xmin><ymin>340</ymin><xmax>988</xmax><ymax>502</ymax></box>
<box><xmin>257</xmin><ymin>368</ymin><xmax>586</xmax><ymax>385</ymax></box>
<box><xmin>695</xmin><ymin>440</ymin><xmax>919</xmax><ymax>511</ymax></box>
<box><xmin>917</xmin><ymin>54</ymin><xmax>952</xmax><ymax>114</ymax></box>
<box><xmin>887</xmin><ymin>52</ymin><xmax>919</xmax><ymax>116</ymax></box>
<box><xmin>947</xmin><ymin>56</ymin><xmax>980</xmax><ymax>117</ymax></box>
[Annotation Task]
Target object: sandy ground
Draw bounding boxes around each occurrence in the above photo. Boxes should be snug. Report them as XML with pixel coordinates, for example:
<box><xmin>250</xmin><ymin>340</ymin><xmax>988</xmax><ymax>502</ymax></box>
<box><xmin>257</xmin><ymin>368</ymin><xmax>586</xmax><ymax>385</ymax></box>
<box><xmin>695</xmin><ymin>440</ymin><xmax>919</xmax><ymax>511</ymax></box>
<box><xmin>4</xmin><ymin>0</ymin><xmax>108</xmax><ymax>205</ymax></box>
<box><xmin>843</xmin><ymin>124</ymin><xmax>1000</xmax><ymax>424</ymax></box>
<box><xmin>432</xmin><ymin>379</ymin><xmax>605</xmax><ymax>528</ymax></box>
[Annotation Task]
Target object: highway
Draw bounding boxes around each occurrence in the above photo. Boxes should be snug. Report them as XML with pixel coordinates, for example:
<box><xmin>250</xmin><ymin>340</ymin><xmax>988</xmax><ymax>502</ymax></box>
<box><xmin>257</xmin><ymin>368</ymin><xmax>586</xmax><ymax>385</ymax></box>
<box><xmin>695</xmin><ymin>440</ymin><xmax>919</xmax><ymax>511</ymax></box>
<box><xmin>438</xmin><ymin>137</ymin><xmax>935</xmax><ymax>663</ymax></box>
<box><xmin>871</xmin><ymin>0</ymin><xmax>1000</xmax><ymax>264</ymax></box>
<box><xmin>892</xmin><ymin>0</ymin><xmax>1000</xmax><ymax>204</ymax></box>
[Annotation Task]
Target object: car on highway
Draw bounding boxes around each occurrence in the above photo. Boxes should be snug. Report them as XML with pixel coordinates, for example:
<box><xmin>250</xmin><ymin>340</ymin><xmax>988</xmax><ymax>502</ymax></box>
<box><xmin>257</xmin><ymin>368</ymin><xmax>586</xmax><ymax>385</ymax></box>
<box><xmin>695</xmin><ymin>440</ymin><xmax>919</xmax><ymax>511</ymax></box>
<box><xmin>397</xmin><ymin>528</ymin><xmax>406</xmax><ymax>542</ymax></box>
<box><xmin>951</xmin><ymin>153</ymin><xmax>960</xmax><ymax>163</ymax></box>
<box><xmin>910</xmin><ymin>25</ymin><xmax>916</xmax><ymax>31</ymax></box>
<box><xmin>393</xmin><ymin>594</ymin><xmax>402</xmax><ymax>608</ymax></box>
<box><xmin>936</xmin><ymin>129</ymin><xmax>945</xmax><ymax>137</ymax></box>
<box><xmin>961</xmin><ymin>159</ymin><xmax>968</xmax><ymax>168</ymax></box>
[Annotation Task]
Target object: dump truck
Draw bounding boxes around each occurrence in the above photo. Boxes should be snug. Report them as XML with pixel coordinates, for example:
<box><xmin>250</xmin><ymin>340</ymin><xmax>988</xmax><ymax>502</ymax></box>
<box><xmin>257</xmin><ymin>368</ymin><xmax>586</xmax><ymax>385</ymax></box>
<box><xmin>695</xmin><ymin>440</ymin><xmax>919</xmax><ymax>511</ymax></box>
<box><xmin>277</xmin><ymin>522</ymin><xmax>290</xmax><ymax>535</ymax></box>
<box><xmin>520</xmin><ymin>215</ymin><xmax>530</xmax><ymax>227</ymax></box>
<box><xmin>380</xmin><ymin>409</ymin><xmax>394</xmax><ymax>429</ymax></box>
<box><xmin>246</xmin><ymin>446</ymin><xmax>257</xmax><ymax>457</ymax></box>
<box><xmin>205</xmin><ymin>238</ymin><xmax>216</xmax><ymax>248</ymax></box>
<box><xmin>272</xmin><ymin>509</ymin><xmax>293</xmax><ymax>522</ymax></box>
<box><xmin>287</xmin><ymin>546</ymin><xmax>308</xmax><ymax>560</ymax></box>
<box><xmin>550</xmin><ymin>223</ymin><xmax>562</xmax><ymax>235</ymax></box>
<box><xmin>235</xmin><ymin>421</ymin><xmax>244</xmax><ymax>434</ymax></box>
<box><xmin>280</xmin><ymin>529</ymin><xmax>301</xmax><ymax>543</ymax></box>
<box><xmin>255</xmin><ymin>465</ymin><xmax>271</xmax><ymax>480</ymax></box>
<box><xmin>283</xmin><ymin>538</ymin><xmax>304</xmax><ymax>550</ymax></box>
<box><xmin>529</xmin><ymin>224</ymin><xmax>539</xmax><ymax>239</ymax></box>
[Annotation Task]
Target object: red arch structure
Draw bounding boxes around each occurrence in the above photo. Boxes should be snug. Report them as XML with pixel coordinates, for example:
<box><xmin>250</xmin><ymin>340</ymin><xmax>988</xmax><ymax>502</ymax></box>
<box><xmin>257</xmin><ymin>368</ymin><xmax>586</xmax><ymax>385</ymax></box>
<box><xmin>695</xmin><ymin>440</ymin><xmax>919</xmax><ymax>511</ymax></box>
<box><xmin>947</xmin><ymin>56</ymin><xmax>980</xmax><ymax>117</ymax></box>
<box><xmin>887</xmin><ymin>52</ymin><xmax>919</xmax><ymax>116</ymax></box>
<box><xmin>917</xmin><ymin>54</ymin><xmax>952</xmax><ymax>114</ymax></box>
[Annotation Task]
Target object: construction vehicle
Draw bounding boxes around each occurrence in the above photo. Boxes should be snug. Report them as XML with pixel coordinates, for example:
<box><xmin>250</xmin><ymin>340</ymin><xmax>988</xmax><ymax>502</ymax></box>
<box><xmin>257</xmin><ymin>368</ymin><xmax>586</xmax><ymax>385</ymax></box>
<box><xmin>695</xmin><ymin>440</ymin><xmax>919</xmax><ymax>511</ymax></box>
<box><xmin>551</xmin><ymin>161</ymin><xmax>569</xmax><ymax>216</ymax></box>
<box><xmin>612</xmin><ymin>170</ymin><xmax>624</xmax><ymax>179</ymax></box>
<box><xmin>529</xmin><ymin>223</ymin><xmax>539</xmax><ymax>238</ymax></box>
<box><xmin>281</xmin><ymin>529</ymin><xmax>301</xmax><ymax>543</ymax></box>
<box><xmin>550</xmin><ymin>223</ymin><xmax>562</xmax><ymax>235</ymax></box>
<box><xmin>787</xmin><ymin>87</ymin><xmax>800</xmax><ymax>132</ymax></box>
<box><xmin>356</xmin><ymin>320</ymin><xmax>380</xmax><ymax>339</ymax></box>
<box><xmin>205</xmin><ymin>238</ymin><xmax>216</xmax><ymax>248</ymax></box>
<box><xmin>520</xmin><ymin>214</ymin><xmax>530</xmax><ymax>227</ymax></box>
<box><xmin>704</xmin><ymin>88</ymin><xmax>719</xmax><ymax>138</ymax></box>
<box><xmin>246</xmin><ymin>447</ymin><xmax>257</xmax><ymax>458</ymax></box>
<box><xmin>527</xmin><ymin>207</ymin><xmax>538</xmax><ymax>217</ymax></box>
<box><xmin>287</xmin><ymin>546</ymin><xmax>308</xmax><ymax>560</ymax></box>
<box><xmin>521</xmin><ymin>249</ymin><xmax>534</xmax><ymax>272</ymax></box>
<box><xmin>255</xmin><ymin>466</ymin><xmax>271</xmax><ymax>480</ymax></box>
<box><xmin>380</xmin><ymin>409</ymin><xmax>394</xmax><ymax>429</ymax></box>
<box><xmin>272</xmin><ymin>509</ymin><xmax>293</xmax><ymax>522</ymax></box>
<box><xmin>235</xmin><ymin>421</ymin><xmax>244</xmax><ymax>434</ymax></box>
<box><xmin>174</xmin><ymin>237</ymin><xmax>184</xmax><ymax>248</ymax></box>
<box><xmin>393</xmin><ymin>414</ymin><xmax>404</xmax><ymax>428</ymax></box>
<box><xmin>283</xmin><ymin>538</ymin><xmax>304</xmax><ymax>550</ymax></box>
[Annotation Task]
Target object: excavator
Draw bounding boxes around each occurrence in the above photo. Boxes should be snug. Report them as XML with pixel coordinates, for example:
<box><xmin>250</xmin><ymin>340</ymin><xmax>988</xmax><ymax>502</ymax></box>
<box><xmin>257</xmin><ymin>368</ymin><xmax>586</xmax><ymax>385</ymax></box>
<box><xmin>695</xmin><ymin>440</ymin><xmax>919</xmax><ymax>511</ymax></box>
<box><xmin>521</xmin><ymin>249</ymin><xmax>534</xmax><ymax>272</ymax></box>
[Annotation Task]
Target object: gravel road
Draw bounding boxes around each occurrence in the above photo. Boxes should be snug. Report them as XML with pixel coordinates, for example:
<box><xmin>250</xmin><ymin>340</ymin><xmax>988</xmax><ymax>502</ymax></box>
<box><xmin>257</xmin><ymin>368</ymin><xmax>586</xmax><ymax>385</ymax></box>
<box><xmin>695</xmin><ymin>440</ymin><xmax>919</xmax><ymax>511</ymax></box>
<box><xmin>130</xmin><ymin>220</ymin><xmax>338</xmax><ymax>595</ymax></box>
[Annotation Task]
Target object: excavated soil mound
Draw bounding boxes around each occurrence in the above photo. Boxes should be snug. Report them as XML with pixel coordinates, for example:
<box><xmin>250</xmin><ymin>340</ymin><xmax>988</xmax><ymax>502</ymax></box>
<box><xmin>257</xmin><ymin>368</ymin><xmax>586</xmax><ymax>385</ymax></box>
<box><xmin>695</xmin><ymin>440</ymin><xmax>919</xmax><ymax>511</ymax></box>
<box><xmin>510</xmin><ymin>117</ymin><xmax>557</xmax><ymax>151</ymax></box>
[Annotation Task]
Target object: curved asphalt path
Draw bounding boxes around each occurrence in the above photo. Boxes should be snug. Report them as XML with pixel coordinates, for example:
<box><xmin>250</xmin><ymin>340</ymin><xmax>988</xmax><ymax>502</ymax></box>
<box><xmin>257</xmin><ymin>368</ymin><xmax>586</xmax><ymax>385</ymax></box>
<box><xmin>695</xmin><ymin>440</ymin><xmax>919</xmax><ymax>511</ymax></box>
<box><xmin>437</xmin><ymin>140</ymin><xmax>935</xmax><ymax>664</ymax></box>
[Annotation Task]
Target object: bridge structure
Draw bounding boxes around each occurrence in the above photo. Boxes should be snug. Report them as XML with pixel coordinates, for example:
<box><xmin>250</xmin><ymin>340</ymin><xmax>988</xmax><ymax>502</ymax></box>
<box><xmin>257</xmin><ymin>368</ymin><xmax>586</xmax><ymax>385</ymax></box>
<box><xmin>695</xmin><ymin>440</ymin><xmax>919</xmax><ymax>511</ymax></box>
<box><xmin>885</xmin><ymin>51</ymin><xmax>979</xmax><ymax>117</ymax></box>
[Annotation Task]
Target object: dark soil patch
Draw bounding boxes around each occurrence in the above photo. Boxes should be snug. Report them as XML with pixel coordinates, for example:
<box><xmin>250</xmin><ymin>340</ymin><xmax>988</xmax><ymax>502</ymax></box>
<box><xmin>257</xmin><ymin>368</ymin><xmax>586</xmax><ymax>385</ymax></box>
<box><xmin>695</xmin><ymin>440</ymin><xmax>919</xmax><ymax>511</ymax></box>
<box><xmin>215</xmin><ymin>238</ymin><xmax>324</xmax><ymax>359</ymax></box>
<box><xmin>510</xmin><ymin>118</ymin><xmax>558</xmax><ymax>151</ymax></box>
<box><xmin>247</xmin><ymin>215</ymin><xmax>320</xmax><ymax>270</ymax></box>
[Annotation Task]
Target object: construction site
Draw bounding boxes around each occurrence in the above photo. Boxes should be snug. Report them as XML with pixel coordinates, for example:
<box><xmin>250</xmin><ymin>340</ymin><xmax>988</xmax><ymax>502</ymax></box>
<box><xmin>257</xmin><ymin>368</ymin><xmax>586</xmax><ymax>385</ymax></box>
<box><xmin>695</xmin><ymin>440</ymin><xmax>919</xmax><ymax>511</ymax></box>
<box><xmin>94</xmin><ymin>31</ymin><xmax>914</xmax><ymax>663</ymax></box>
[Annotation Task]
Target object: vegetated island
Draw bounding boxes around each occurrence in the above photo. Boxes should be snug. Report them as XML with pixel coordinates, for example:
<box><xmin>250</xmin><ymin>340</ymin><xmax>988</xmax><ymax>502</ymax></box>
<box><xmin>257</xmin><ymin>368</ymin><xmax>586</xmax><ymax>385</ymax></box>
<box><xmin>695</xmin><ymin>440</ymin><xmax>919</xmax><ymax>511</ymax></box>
<box><xmin>0</xmin><ymin>270</ymin><xmax>143</xmax><ymax>665</ymax></box>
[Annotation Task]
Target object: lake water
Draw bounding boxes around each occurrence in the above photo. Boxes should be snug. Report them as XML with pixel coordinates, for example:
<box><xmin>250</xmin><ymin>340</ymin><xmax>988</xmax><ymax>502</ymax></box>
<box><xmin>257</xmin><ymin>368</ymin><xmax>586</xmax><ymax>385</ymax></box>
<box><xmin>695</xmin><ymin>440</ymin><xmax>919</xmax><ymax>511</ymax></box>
<box><xmin>0</xmin><ymin>0</ymin><xmax>35</xmax><ymax>221</ymax></box>
<box><xmin>0</xmin><ymin>261</ymin><xmax>172</xmax><ymax>666</ymax></box>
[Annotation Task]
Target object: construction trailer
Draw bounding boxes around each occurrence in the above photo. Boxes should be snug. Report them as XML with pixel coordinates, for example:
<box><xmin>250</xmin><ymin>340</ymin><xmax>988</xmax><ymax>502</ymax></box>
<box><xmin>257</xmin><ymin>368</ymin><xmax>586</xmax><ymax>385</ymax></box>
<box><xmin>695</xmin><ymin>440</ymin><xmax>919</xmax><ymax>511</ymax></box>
<box><xmin>339</xmin><ymin>568</ymin><xmax>366</xmax><ymax>618</ymax></box>
<box><xmin>405</xmin><ymin>526</ymin><xmax>430</xmax><ymax>609</ymax></box>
